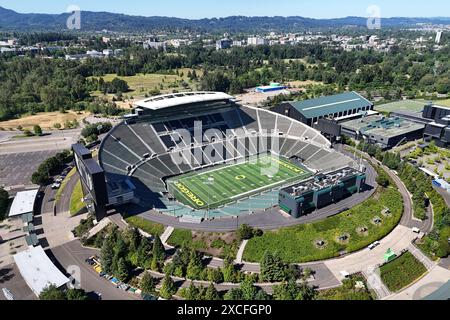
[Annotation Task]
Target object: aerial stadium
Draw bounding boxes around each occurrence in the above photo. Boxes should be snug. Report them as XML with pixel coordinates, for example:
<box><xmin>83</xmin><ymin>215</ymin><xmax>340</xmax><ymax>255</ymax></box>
<box><xmin>94</xmin><ymin>91</ymin><xmax>364</xmax><ymax>225</ymax></box>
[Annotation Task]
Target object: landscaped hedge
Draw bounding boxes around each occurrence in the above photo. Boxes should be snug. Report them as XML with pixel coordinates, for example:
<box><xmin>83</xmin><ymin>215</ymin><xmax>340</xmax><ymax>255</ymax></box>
<box><xmin>379</xmin><ymin>251</ymin><xmax>427</xmax><ymax>292</ymax></box>
<box><xmin>125</xmin><ymin>216</ymin><xmax>165</xmax><ymax>237</ymax></box>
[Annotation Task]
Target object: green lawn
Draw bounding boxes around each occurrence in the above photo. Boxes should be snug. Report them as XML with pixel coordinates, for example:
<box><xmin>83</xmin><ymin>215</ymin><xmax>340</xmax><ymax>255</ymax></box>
<box><xmin>243</xmin><ymin>185</ymin><xmax>403</xmax><ymax>263</ymax></box>
<box><xmin>125</xmin><ymin>216</ymin><xmax>165</xmax><ymax>237</ymax></box>
<box><xmin>167</xmin><ymin>155</ymin><xmax>311</xmax><ymax>210</ymax></box>
<box><xmin>379</xmin><ymin>251</ymin><xmax>427</xmax><ymax>292</ymax></box>
<box><xmin>69</xmin><ymin>180</ymin><xmax>85</xmax><ymax>216</ymax></box>
<box><xmin>375</xmin><ymin>100</ymin><xmax>425</xmax><ymax>113</ymax></box>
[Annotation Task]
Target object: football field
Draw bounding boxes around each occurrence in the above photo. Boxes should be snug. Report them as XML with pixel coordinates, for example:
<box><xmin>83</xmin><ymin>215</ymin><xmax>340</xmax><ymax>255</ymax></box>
<box><xmin>167</xmin><ymin>154</ymin><xmax>312</xmax><ymax>210</ymax></box>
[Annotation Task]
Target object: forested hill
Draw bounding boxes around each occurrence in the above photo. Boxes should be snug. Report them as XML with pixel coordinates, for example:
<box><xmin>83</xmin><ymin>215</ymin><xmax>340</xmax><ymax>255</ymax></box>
<box><xmin>1</xmin><ymin>6</ymin><xmax>450</xmax><ymax>33</ymax></box>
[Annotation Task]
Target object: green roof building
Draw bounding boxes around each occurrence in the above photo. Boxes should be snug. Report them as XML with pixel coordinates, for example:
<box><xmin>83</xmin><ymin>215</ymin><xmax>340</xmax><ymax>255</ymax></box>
<box><xmin>271</xmin><ymin>91</ymin><xmax>373</xmax><ymax>127</ymax></box>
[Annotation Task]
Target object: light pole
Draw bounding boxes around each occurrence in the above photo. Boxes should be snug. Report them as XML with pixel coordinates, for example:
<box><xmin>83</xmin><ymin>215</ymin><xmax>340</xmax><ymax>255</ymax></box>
<box><xmin>204</xmin><ymin>177</ymin><xmax>214</xmax><ymax>220</ymax></box>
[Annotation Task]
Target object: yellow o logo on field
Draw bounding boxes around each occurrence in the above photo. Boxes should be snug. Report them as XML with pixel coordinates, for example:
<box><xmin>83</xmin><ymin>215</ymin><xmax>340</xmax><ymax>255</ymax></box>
<box><xmin>236</xmin><ymin>175</ymin><xmax>246</xmax><ymax>180</ymax></box>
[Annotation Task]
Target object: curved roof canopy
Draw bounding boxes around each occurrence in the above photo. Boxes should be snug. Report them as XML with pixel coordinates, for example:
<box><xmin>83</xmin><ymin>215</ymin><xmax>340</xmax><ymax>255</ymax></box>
<box><xmin>134</xmin><ymin>92</ymin><xmax>234</xmax><ymax>111</ymax></box>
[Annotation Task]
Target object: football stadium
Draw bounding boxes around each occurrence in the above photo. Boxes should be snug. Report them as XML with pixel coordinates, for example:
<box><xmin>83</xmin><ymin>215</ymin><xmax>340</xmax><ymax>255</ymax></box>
<box><xmin>97</xmin><ymin>92</ymin><xmax>360</xmax><ymax>222</ymax></box>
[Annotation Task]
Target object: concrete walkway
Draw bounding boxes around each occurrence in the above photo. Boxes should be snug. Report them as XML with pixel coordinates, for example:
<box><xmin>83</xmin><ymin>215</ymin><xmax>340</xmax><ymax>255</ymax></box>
<box><xmin>160</xmin><ymin>226</ymin><xmax>175</xmax><ymax>245</ymax></box>
<box><xmin>235</xmin><ymin>240</ymin><xmax>248</xmax><ymax>264</ymax></box>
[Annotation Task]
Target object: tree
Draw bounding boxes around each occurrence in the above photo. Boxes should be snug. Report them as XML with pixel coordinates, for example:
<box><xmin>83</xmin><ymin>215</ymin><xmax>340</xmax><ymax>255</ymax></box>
<box><xmin>222</xmin><ymin>258</ymin><xmax>240</xmax><ymax>283</ymax></box>
<box><xmin>66</xmin><ymin>288</ymin><xmax>88</xmax><ymax>300</ymax></box>
<box><xmin>39</xmin><ymin>285</ymin><xmax>66</xmax><ymax>300</ymax></box>
<box><xmin>240</xmin><ymin>278</ymin><xmax>258</xmax><ymax>300</ymax></box>
<box><xmin>100</xmin><ymin>235</ymin><xmax>115</xmax><ymax>274</ymax></box>
<box><xmin>0</xmin><ymin>187</ymin><xmax>9</xmax><ymax>221</ymax></box>
<box><xmin>160</xmin><ymin>274</ymin><xmax>177</xmax><ymax>299</ymax></box>
<box><xmin>181</xmin><ymin>282</ymin><xmax>200</xmax><ymax>300</ymax></box>
<box><xmin>116</xmin><ymin>257</ymin><xmax>130</xmax><ymax>282</ymax></box>
<box><xmin>186</xmin><ymin>249</ymin><xmax>204</xmax><ymax>280</ymax></box>
<box><xmin>140</xmin><ymin>272</ymin><xmax>156</xmax><ymax>296</ymax></box>
<box><xmin>137</xmin><ymin>237</ymin><xmax>152</xmax><ymax>269</ymax></box>
<box><xmin>273</xmin><ymin>280</ymin><xmax>317</xmax><ymax>300</ymax></box>
<box><xmin>207</xmin><ymin>267</ymin><xmax>224</xmax><ymax>284</ymax></box>
<box><xmin>224</xmin><ymin>288</ymin><xmax>243</xmax><ymax>300</ymax></box>
<box><xmin>238</xmin><ymin>224</ymin><xmax>254</xmax><ymax>241</ymax></box>
<box><xmin>33</xmin><ymin>125</ymin><xmax>43</xmax><ymax>136</ymax></box>
<box><xmin>204</xmin><ymin>284</ymin><xmax>220</xmax><ymax>300</ymax></box>
<box><xmin>260</xmin><ymin>251</ymin><xmax>286</xmax><ymax>282</ymax></box>
<box><xmin>152</xmin><ymin>236</ymin><xmax>165</xmax><ymax>262</ymax></box>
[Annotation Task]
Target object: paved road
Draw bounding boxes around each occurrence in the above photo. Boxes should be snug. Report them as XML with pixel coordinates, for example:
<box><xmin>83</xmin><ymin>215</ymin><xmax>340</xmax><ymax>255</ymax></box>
<box><xmin>50</xmin><ymin>240</ymin><xmax>140</xmax><ymax>300</ymax></box>
<box><xmin>0</xmin><ymin>129</ymin><xmax>81</xmax><ymax>155</ymax></box>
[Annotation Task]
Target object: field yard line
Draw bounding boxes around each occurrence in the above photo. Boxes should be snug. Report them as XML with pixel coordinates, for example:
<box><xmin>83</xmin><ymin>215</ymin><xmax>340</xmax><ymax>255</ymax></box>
<box><xmin>189</xmin><ymin>176</ymin><xmax>230</xmax><ymax>204</ymax></box>
<box><xmin>189</xmin><ymin>154</ymin><xmax>271</xmax><ymax>177</ymax></box>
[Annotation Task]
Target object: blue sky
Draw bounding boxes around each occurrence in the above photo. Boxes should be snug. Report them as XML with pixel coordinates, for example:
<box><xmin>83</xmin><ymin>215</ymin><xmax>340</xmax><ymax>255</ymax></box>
<box><xmin>0</xmin><ymin>0</ymin><xmax>448</xmax><ymax>19</ymax></box>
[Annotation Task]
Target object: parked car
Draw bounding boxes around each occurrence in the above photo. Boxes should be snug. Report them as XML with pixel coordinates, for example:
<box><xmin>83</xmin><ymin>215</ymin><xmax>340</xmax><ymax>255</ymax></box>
<box><xmin>412</xmin><ymin>227</ymin><xmax>421</xmax><ymax>234</ymax></box>
<box><xmin>51</xmin><ymin>182</ymin><xmax>61</xmax><ymax>190</ymax></box>
<box><xmin>368</xmin><ymin>241</ymin><xmax>381</xmax><ymax>250</ymax></box>
<box><xmin>119</xmin><ymin>284</ymin><xmax>130</xmax><ymax>291</ymax></box>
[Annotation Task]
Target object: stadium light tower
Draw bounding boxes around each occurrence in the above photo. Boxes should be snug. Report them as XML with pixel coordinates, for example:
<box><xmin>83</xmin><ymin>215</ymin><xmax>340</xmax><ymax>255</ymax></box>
<box><xmin>204</xmin><ymin>177</ymin><xmax>215</xmax><ymax>220</ymax></box>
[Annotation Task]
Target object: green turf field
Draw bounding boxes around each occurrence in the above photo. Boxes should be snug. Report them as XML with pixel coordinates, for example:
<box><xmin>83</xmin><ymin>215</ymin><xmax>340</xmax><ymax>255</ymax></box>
<box><xmin>167</xmin><ymin>154</ymin><xmax>312</xmax><ymax>210</ymax></box>
<box><xmin>374</xmin><ymin>100</ymin><xmax>425</xmax><ymax>113</ymax></box>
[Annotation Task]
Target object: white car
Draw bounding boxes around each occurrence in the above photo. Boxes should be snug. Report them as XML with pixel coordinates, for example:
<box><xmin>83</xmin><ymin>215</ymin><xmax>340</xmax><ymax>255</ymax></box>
<box><xmin>412</xmin><ymin>227</ymin><xmax>421</xmax><ymax>234</ymax></box>
<box><xmin>51</xmin><ymin>182</ymin><xmax>61</xmax><ymax>190</ymax></box>
<box><xmin>368</xmin><ymin>241</ymin><xmax>381</xmax><ymax>250</ymax></box>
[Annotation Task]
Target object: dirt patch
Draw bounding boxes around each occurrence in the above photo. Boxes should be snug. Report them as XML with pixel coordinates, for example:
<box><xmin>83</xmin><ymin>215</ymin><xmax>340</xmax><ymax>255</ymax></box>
<box><xmin>0</xmin><ymin>111</ymin><xmax>90</xmax><ymax>131</ymax></box>
<box><xmin>191</xmin><ymin>231</ymin><xmax>238</xmax><ymax>258</ymax></box>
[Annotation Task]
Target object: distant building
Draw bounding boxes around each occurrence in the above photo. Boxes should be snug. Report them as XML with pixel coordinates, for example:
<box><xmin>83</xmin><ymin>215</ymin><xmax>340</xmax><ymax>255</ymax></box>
<box><xmin>103</xmin><ymin>49</ymin><xmax>114</xmax><ymax>56</ymax></box>
<box><xmin>247</xmin><ymin>37</ymin><xmax>267</xmax><ymax>46</ymax></box>
<box><xmin>216</xmin><ymin>39</ymin><xmax>232</xmax><ymax>50</ymax></box>
<box><xmin>143</xmin><ymin>39</ymin><xmax>166</xmax><ymax>50</ymax></box>
<box><xmin>232</xmin><ymin>40</ymin><xmax>244</xmax><ymax>47</ymax></box>
<box><xmin>255</xmin><ymin>82</ymin><xmax>287</xmax><ymax>93</ymax></box>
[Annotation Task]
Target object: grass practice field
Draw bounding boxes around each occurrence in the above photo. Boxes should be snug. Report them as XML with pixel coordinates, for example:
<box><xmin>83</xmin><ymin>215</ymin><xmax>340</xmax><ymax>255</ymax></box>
<box><xmin>374</xmin><ymin>100</ymin><xmax>425</xmax><ymax>114</ymax></box>
<box><xmin>167</xmin><ymin>154</ymin><xmax>311</xmax><ymax>210</ymax></box>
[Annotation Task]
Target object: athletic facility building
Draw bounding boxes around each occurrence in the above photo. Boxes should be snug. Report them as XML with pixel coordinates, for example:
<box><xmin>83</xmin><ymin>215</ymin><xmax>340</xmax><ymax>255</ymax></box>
<box><xmin>279</xmin><ymin>167</ymin><xmax>366</xmax><ymax>218</ymax></box>
<box><xmin>422</xmin><ymin>103</ymin><xmax>450</xmax><ymax>148</ymax></box>
<box><xmin>95</xmin><ymin>91</ymin><xmax>359</xmax><ymax>223</ymax></box>
<box><xmin>271</xmin><ymin>91</ymin><xmax>374</xmax><ymax>127</ymax></box>
<box><xmin>341</xmin><ymin>114</ymin><xmax>425</xmax><ymax>149</ymax></box>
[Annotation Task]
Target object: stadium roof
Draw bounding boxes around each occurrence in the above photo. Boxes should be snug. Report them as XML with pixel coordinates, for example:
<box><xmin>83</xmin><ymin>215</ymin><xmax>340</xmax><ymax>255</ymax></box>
<box><xmin>9</xmin><ymin>189</ymin><xmax>38</xmax><ymax>218</ymax></box>
<box><xmin>13</xmin><ymin>246</ymin><xmax>70</xmax><ymax>296</ymax></box>
<box><xmin>288</xmin><ymin>91</ymin><xmax>372</xmax><ymax>119</ymax></box>
<box><xmin>134</xmin><ymin>92</ymin><xmax>234</xmax><ymax>111</ymax></box>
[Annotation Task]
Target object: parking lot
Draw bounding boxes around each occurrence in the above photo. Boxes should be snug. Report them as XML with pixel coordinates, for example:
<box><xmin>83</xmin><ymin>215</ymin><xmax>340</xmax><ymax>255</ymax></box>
<box><xmin>0</xmin><ymin>150</ymin><xmax>60</xmax><ymax>188</ymax></box>
<box><xmin>0</xmin><ymin>263</ymin><xmax>36</xmax><ymax>300</ymax></box>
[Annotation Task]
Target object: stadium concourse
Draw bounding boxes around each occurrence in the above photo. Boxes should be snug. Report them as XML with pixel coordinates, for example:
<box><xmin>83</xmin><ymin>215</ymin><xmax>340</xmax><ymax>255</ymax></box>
<box><xmin>98</xmin><ymin>92</ymin><xmax>366</xmax><ymax>227</ymax></box>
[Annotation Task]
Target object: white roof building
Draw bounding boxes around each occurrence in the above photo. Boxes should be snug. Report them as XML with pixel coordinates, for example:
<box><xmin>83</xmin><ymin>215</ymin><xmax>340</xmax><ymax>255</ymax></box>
<box><xmin>134</xmin><ymin>92</ymin><xmax>234</xmax><ymax>111</ymax></box>
<box><xmin>13</xmin><ymin>246</ymin><xmax>70</xmax><ymax>296</ymax></box>
<box><xmin>8</xmin><ymin>189</ymin><xmax>38</xmax><ymax>218</ymax></box>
